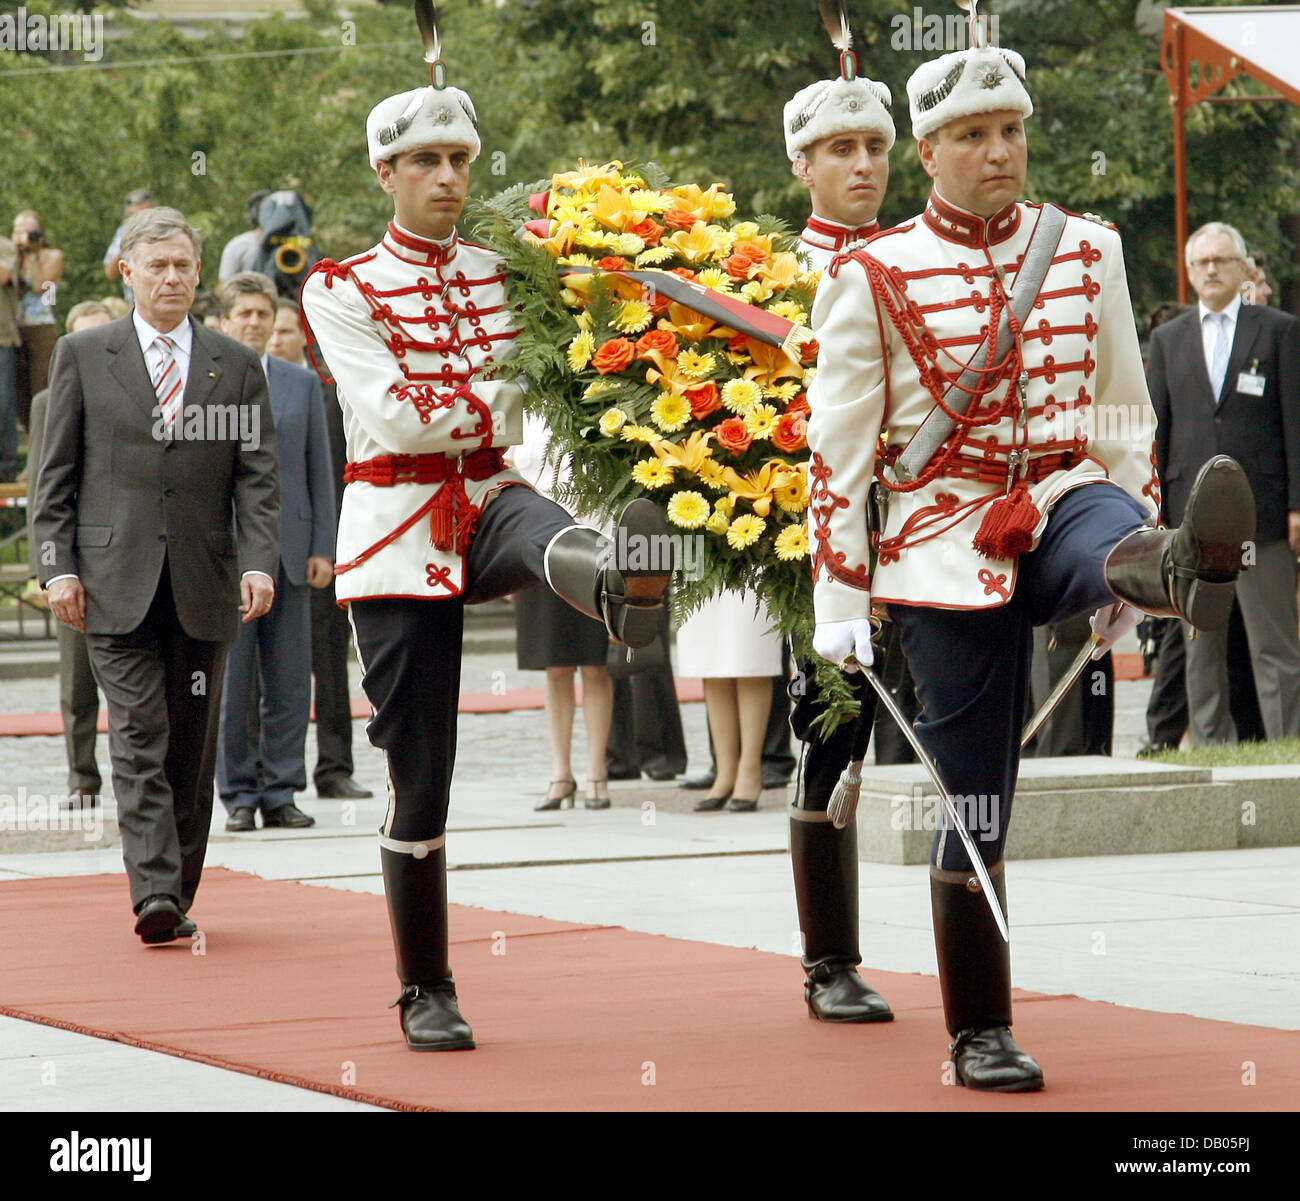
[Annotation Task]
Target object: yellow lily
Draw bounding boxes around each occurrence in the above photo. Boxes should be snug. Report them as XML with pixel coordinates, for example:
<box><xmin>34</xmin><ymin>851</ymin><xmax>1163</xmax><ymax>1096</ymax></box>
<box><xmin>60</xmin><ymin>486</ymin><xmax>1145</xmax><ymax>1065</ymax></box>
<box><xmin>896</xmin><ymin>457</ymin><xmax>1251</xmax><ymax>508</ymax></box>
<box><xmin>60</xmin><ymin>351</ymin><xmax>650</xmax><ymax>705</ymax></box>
<box><xmin>652</xmin><ymin>429</ymin><xmax>716</xmax><ymax>474</ymax></box>
<box><xmin>670</xmin><ymin>183</ymin><xmax>722</xmax><ymax>220</ymax></box>
<box><xmin>719</xmin><ymin>460</ymin><xmax>800</xmax><ymax>518</ymax></box>
<box><xmin>552</xmin><ymin>161</ymin><xmax>624</xmax><ymax>192</ymax></box>
<box><xmin>755</xmin><ymin>250</ymin><xmax>802</xmax><ymax>291</ymax></box>
<box><xmin>524</xmin><ymin>220</ymin><xmax>579</xmax><ymax>258</ymax></box>
<box><xmin>743</xmin><ymin>340</ymin><xmax>803</xmax><ymax>389</ymax></box>
<box><xmin>665</xmin><ymin>221</ymin><xmax>731</xmax><ymax>264</ymax></box>
<box><xmin>659</xmin><ymin>301</ymin><xmax>720</xmax><ymax>343</ymax></box>
<box><xmin>593</xmin><ymin>184</ymin><xmax>636</xmax><ymax>233</ymax></box>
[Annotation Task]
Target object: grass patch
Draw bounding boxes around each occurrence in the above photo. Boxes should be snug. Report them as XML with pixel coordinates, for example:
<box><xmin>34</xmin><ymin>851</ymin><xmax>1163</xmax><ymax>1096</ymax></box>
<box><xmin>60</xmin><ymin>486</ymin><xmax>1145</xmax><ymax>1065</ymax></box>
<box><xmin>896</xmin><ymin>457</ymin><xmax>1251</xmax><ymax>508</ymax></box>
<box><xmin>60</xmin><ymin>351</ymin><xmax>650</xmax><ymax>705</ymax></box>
<box><xmin>1146</xmin><ymin>737</ymin><xmax>1300</xmax><ymax>769</ymax></box>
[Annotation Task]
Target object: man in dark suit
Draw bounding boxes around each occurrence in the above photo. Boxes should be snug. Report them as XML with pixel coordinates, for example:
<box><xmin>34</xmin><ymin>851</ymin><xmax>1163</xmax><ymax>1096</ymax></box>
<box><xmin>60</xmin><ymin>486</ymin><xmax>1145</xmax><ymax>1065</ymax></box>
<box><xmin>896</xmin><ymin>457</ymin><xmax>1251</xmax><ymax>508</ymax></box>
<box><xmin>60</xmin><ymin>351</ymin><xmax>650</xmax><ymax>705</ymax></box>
<box><xmin>216</xmin><ymin>274</ymin><xmax>335</xmax><ymax>831</ymax></box>
<box><xmin>1148</xmin><ymin>221</ymin><xmax>1300</xmax><ymax>744</ymax></box>
<box><xmin>267</xmin><ymin>298</ymin><xmax>372</xmax><ymax>800</ymax></box>
<box><xmin>34</xmin><ymin>207</ymin><xmax>280</xmax><ymax>943</ymax></box>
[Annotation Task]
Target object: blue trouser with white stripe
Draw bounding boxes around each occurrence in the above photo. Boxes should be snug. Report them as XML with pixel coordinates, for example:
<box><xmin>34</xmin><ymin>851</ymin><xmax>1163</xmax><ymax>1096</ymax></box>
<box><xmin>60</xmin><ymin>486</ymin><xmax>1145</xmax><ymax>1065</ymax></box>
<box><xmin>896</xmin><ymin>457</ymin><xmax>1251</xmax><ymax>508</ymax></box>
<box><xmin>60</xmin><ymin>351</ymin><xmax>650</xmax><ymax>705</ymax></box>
<box><xmin>891</xmin><ymin>484</ymin><xmax>1147</xmax><ymax>872</ymax></box>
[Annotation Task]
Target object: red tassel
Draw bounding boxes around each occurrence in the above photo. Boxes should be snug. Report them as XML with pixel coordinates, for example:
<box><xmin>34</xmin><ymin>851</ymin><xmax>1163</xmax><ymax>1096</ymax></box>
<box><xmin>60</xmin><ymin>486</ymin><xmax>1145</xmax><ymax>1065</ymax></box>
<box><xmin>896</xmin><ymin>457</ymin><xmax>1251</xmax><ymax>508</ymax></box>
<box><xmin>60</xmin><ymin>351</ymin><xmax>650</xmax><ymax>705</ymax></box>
<box><xmin>972</xmin><ymin>482</ymin><xmax>1040</xmax><ymax>559</ymax></box>
<box><xmin>429</xmin><ymin>481</ymin><xmax>455</xmax><ymax>553</ymax></box>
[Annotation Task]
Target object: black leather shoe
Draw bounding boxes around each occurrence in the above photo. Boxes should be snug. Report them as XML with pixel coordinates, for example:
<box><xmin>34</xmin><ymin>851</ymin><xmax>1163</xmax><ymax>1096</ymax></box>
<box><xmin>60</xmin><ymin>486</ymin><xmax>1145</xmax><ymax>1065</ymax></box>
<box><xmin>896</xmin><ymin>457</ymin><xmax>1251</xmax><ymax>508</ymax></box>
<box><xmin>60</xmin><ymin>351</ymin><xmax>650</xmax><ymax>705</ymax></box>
<box><xmin>645</xmin><ymin>768</ymin><xmax>678</xmax><ymax>782</ymax></box>
<box><xmin>135</xmin><ymin>895</ymin><xmax>183</xmax><ymax>944</ymax></box>
<box><xmin>681</xmin><ymin>771</ymin><xmax>716</xmax><ymax>791</ymax></box>
<box><xmin>693</xmin><ymin>794</ymin><xmax>730</xmax><ymax>812</ymax></box>
<box><xmin>174</xmin><ymin>917</ymin><xmax>197</xmax><ymax>938</ymax></box>
<box><xmin>727</xmin><ymin>797</ymin><xmax>759</xmax><ymax>812</ymax></box>
<box><xmin>315</xmin><ymin>777</ymin><xmax>374</xmax><ymax>799</ymax></box>
<box><xmin>805</xmin><ymin>962</ymin><xmax>895</xmax><ymax>1023</ymax></box>
<box><xmin>225</xmin><ymin>808</ymin><xmax>256</xmax><ymax>832</ymax></box>
<box><xmin>950</xmin><ymin>1026</ymin><xmax>1044</xmax><ymax>1092</ymax></box>
<box><xmin>390</xmin><ymin>983</ymin><xmax>476</xmax><ymax>1051</ymax></box>
<box><xmin>606</xmin><ymin>766</ymin><xmax>641</xmax><ymax>781</ymax></box>
<box><xmin>261</xmin><ymin>803</ymin><xmax>316</xmax><ymax>829</ymax></box>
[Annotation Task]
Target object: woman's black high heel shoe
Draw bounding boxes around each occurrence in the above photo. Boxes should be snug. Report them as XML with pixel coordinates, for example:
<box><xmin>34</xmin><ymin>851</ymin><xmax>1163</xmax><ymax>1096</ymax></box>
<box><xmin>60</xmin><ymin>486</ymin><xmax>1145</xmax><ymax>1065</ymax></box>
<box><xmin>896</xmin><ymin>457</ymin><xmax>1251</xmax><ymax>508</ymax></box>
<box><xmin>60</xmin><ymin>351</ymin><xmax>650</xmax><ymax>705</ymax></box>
<box><xmin>535</xmin><ymin>779</ymin><xmax>576</xmax><ymax>812</ymax></box>
<box><xmin>693</xmin><ymin>794</ymin><xmax>730</xmax><ymax>812</ymax></box>
<box><xmin>584</xmin><ymin>779</ymin><xmax>611</xmax><ymax>810</ymax></box>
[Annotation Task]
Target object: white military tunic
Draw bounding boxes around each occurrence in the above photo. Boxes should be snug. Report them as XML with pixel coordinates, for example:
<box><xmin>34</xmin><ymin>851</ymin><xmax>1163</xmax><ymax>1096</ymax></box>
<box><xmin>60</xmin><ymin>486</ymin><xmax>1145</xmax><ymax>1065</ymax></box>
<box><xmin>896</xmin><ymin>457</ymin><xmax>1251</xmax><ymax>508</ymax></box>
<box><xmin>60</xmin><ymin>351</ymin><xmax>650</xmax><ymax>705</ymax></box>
<box><xmin>301</xmin><ymin>222</ymin><xmax>527</xmax><ymax>603</ymax></box>
<box><xmin>807</xmin><ymin>191</ymin><xmax>1159</xmax><ymax>620</ymax></box>
<box><xmin>798</xmin><ymin>215</ymin><xmax>879</xmax><ymax>275</ymax></box>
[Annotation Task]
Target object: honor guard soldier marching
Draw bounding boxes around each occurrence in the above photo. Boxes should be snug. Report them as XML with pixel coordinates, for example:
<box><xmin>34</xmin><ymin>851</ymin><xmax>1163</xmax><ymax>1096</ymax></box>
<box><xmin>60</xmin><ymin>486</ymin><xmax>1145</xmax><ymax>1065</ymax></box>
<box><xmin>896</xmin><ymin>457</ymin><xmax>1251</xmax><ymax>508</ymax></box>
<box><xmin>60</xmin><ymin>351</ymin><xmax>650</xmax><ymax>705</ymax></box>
<box><xmin>301</xmin><ymin>27</ymin><xmax>672</xmax><ymax>1051</ymax></box>
<box><xmin>781</xmin><ymin>13</ymin><xmax>913</xmax><ymax>1027</ymax></box>
<box><xmin>807</xmin><ymin>5</ymin><xmax>1255</xmax><ymax>1090</ymax></box>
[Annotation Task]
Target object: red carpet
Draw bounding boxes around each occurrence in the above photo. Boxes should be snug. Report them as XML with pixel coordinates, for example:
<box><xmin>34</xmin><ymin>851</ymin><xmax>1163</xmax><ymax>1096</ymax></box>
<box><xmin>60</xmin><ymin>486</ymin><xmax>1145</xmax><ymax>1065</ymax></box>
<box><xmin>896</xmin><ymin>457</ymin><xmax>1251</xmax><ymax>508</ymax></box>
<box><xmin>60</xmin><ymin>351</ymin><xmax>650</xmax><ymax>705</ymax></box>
<box><xmin>2</xmin><ymin>868</ymin><xmax>1288</xmax><ymax>1112</ymax></box>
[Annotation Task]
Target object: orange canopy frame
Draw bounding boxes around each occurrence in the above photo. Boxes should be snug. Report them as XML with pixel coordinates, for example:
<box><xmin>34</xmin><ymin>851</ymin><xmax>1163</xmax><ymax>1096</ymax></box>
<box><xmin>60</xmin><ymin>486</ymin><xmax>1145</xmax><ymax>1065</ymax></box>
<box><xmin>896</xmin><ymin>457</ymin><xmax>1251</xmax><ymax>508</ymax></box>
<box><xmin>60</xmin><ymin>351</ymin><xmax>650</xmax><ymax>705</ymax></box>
<box><xmin>1161</xmin><ymin>5</ymin><xmax>1300</xmax><ymax>301</ymax></box>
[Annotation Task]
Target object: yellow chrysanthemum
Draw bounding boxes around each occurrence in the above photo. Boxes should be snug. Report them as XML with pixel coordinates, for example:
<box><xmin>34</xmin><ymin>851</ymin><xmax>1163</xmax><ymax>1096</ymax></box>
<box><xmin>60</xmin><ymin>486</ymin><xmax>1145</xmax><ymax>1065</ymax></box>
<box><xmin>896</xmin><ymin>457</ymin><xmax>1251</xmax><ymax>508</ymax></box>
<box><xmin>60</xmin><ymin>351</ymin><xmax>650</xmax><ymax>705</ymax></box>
<box><xmin>629</xmin><ymin>189</ymin><xmax>673</xmax><ymax>213</ymax></box>
<box><xmin>666</xmin><ymin>491</ymin><xmax>710</xmax><ymax>530</ymax></box>
<box><xmin>726</xmin><ymin>514</ymin><xmax>766</xmax><ymax>550</ymax></box>
<box><xmin>567</xmin><ymin>330</ymin><xmax>596</xmax><ymax>373</ymax></box>
<box><xmin>722</xmin><ymin>378</ymin><xmax>762</xmax><ymax>415</ymax></box>
<box><xmin>631</xmin><ymin>458</ymin><xmax>675</xmax><ymax>490</ymax></box>
<box><xmin>768</xmin><ymin>301</ymin><xmax>808</xmax><ymax>326</ymax></box>
<box><xmin>599</xmin><ymin>407</ymin><xmax>628</xmax><ymax>436</ymax></box>
<box><xmin>767</xmin><ymin>380</ymin><xmax>802</xmax><ymax>403</ymax></box>
<box><xmin>558</xmin><ymin>253</ymin><xmax>596</xmax><ymax>268</ymax></box>
<box><xmin>774</xmin><ymin>524</ymin><xmax>810</xmax><ymax>561</ymax></box>
<box><xmin>585</xmin><ymin>379</ymin><xmax>616</xmax><ymax>398</ymax></box>
<box><xmin>775</xmin><ymin>477</ymin><xmax>809</xmax><ymax>514</ymax></box>
<box><xmin>677</xmin><ymin>350</ymin><xmax>717</xmax><ymax>380</ymax></box>
<box><xmin>705</xmin><ymin>512</ymin><xmax>730</xmax><ymax>536</ymax></box>
<box><xmin>614</xmin><ymin>300</ymin><xmax>653</xmax><ymax>334</ymax></box>
<box><xmin>743</xmin><ymin>404</ymin><xmax>779</xmax><ymax>440</ymax></box>
<box><xmin>724</xmin><ymin>352</ymin><xmax>750</xmax><ymax>367</ymax></box>
<box><xmin>651</xmin><ymin>393</ymin><xmax>691</xmax><ymax>433</ymax></box>
<box><xmin>635</xmin><ymin>246</ymin><xmax>674</xmax><ymax>267</ymax></box>
<box><xmin>621</xmin><ymin>424</ymin><xmax>661</xmax><ymax>444</ymax></box>
<box><xmin>695</xmin><ymin>268</ymin><xmax>734</xmax><ymax>294</ymax></box>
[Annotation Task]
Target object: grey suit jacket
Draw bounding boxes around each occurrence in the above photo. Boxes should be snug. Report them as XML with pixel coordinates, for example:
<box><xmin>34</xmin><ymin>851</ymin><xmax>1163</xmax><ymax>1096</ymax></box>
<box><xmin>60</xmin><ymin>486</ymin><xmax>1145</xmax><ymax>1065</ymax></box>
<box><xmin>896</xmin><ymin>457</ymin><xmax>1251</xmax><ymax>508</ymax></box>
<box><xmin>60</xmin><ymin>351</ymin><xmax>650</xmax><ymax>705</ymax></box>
<box><xmin>1149</xmin><ymin>304</ymin><xmax>1300</xmax><ymax>542</ymax></box>
<box><xmin>32</xmin><ymin>315</ymin><xmax>281</xmax><ymax>642</ymax></box>
<box><xmin>264</xmin><ymin>355</ymin><xmax>335</xmax><ymax>585</ymax></box>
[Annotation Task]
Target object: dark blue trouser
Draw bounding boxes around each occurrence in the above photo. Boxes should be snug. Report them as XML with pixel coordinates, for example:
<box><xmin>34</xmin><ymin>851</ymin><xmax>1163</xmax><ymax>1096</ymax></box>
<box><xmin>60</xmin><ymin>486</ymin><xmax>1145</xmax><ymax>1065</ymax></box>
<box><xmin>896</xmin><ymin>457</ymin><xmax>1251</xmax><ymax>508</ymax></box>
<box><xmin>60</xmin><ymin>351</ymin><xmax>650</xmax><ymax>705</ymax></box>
<box><xmin>891</xmin><ymin>484</ymin><xmax>1147</xmax><ymax>871</ymax></box>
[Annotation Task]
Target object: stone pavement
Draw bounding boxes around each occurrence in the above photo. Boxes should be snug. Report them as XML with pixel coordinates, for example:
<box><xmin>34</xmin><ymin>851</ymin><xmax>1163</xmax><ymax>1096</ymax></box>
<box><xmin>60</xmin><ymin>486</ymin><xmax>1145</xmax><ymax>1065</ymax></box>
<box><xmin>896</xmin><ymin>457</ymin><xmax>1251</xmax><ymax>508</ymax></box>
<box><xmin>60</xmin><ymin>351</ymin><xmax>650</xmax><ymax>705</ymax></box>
<box><xmin>1</xmin><ymin>640</ymin><xmax>1297</xmax><ymax>1111</ymax></box>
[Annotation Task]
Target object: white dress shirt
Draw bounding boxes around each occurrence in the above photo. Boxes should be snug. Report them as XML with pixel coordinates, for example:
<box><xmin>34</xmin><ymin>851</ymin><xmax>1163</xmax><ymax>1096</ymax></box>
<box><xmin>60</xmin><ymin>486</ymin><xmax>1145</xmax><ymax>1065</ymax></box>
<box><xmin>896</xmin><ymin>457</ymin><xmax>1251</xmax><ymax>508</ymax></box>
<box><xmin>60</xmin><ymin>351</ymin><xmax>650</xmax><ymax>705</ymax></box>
<box><xmin>1198</xmin><ymin>294</ymin><xmax>1241</xmax><ymax>392</ymax></box>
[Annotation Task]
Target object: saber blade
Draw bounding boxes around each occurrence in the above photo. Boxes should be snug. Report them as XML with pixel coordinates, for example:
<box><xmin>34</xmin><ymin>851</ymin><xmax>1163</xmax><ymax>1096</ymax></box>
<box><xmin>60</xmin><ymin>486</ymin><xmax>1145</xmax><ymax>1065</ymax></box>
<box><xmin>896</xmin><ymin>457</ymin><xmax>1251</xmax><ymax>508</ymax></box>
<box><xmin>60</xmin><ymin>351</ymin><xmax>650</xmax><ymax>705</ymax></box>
<box><xmin>860</xmin><ymin>666</ymin><xmax>1009</xmax><ymax>942</ymax></box>
<box><xmin>1020</xmin><ymin>632</ymin><xmax>1105</xmax><ymax>749</ymax></box>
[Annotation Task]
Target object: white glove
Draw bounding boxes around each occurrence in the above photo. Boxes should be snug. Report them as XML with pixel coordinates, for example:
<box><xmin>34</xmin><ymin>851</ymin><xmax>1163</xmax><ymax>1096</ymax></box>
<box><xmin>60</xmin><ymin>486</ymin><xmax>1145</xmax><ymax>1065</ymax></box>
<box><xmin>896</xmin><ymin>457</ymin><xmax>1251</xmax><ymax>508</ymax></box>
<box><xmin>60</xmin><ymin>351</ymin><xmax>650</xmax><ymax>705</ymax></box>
<box><xmin>1088</xmin><ymin>603</ymin><xmax>1140</xmax><ymax>660</ymax></box>
<box><xmin>813</xmin><ymin>619</ymin><xmax>875</xmax><ymax>673</ymax></box>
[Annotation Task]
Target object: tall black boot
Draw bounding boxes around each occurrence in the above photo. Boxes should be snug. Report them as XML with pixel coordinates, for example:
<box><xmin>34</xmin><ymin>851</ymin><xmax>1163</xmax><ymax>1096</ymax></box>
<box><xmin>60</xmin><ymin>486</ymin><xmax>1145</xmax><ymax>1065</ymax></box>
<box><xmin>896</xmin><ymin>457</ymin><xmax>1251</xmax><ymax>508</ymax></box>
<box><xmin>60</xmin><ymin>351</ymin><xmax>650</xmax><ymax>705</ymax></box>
<box><xmin>790</xmin><ymin>812</ymin><xmax>893</xmax><ymax>1022</ymax></box>
<box><xmin>931</xmin><ymin>862</ymin><xmax>1042</xmax><ymax>1091</ymax></box>
<box><xmin>1105</xmin><ymin>454</ymin><xmax>1255</xmax><ymax>631</ymax></box>
<box><xmin>380</xmin><ymin>841</ymin><xmax>475</xmax><ymax>1051</ymax></box>
<box><xmin>545</xmin><ymin>499</ymin><xmax>672</xmax><ymax>650</ymax></box>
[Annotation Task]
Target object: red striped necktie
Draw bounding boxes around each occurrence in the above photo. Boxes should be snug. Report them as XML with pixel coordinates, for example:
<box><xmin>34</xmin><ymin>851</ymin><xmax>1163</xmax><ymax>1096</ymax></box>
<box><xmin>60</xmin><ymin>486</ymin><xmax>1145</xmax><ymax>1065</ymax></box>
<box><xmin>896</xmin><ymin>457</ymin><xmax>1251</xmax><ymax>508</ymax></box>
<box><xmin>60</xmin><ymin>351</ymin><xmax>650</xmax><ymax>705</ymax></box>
<box><xmin>152</xmin><ymin>335</ymin><xmax>183</xmax><ymax>429</ymax></box>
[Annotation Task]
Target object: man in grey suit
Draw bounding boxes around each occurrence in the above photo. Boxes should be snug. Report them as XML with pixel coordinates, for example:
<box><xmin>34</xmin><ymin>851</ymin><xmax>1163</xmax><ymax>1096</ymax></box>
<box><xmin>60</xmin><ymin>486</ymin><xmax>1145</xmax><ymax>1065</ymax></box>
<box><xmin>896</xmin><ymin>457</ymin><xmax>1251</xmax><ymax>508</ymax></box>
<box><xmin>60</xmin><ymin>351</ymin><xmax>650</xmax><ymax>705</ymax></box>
<box><xmin>215</xmin><ymin>273</ymin><xmax>335</xmax><ymax>831</ymax></box>
<box><xmin>33</xmin><ymin>207</ymin><xmax>280</xmax><ymax>943</ymax></box>
<box><xmin>1148</xmin><ymin>220</ymin><xmax>1300</xmax><ymax>745</ymax></box>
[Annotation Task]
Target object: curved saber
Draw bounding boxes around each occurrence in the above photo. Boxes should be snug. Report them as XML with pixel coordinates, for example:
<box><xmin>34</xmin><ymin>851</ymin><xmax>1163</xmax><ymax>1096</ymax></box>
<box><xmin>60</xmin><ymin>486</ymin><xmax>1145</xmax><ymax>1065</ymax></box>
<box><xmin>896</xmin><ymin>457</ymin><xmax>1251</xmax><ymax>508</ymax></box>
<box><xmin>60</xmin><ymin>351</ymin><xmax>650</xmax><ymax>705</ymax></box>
<box><xmin>1020</xmin><ymin>633</ymin><xmax>1103</xmax><ymax>748</ymax></box>
<box><xmin>860</xmin><ymin>666</ymin><xmax>1009</xmax><ymax>942</ymax></box>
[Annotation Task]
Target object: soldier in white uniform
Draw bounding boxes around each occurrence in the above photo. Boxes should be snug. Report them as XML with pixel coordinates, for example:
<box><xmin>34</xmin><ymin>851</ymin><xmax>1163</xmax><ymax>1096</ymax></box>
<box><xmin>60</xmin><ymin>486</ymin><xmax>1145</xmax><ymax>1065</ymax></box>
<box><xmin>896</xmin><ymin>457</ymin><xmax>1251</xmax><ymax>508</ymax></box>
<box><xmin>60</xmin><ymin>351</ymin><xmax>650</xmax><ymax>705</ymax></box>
<box><xmin>781</xmin><ymin>70</ymin><xmax>908</xmax><ymax>1025</ymax></box>
<box><xmin>302</xmin><ymin>84</ymin><xmax>671</xmax><ymax>1051</ymax></box>
<box><xmin>807</xmin><ymin>38</ymin><xmax>1254</xmax><ymax>1090</ymax></box>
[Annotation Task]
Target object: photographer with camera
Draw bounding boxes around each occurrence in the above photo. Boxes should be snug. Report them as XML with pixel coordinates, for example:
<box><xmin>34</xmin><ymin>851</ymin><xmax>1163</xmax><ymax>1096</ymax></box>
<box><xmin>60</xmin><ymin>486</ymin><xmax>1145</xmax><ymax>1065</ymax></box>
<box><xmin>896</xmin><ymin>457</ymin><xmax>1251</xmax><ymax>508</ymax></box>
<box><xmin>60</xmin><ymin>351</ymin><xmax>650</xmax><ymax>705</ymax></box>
<box><xmin>11</xmin><ymin>209</ymin><xmax>63</xmax><ymax>432</ymax></box>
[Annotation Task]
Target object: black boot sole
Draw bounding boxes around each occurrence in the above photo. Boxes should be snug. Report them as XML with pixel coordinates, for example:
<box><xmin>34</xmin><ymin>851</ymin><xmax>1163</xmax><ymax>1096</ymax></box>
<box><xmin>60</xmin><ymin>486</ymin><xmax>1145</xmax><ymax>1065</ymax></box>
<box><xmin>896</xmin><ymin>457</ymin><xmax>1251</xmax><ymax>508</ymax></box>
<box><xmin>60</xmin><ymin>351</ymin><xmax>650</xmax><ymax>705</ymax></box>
<box><xmin>1176</xmin><ymin>456</ymin><xmax>1256</xmax><ymax>631</ymax></box>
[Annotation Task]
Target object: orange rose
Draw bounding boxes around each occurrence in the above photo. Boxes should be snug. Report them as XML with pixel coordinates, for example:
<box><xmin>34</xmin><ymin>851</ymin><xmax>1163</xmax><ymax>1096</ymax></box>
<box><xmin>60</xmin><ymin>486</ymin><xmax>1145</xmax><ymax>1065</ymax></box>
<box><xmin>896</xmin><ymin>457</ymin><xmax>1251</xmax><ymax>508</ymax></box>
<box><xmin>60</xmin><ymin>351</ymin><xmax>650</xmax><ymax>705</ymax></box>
<box><xmin>785</xmin><ymin>392</ymin><xmax>810</xmax><ymax>418</ymax></box>
<box><xmin>715</xmin><ymin>417</ymin><xmax>754</xmax><ymax>455</ymax></box>
<box><xmin>627</xmin><ymin>217</ymin><xmax>664</xmax><ymax>247</ymax></box>
<box><xmin>727</xmin><ymin>333</ymin><xmax>750</xmax><ymax>356</ymax></box>
<box><xmin>685</xmin><ymin>381</ymin><xmax>722</xmax><ymax>421</ymax></box>
<box><xmin>721</xmin><ymin>244</ymin><xmax>769</xmax><ymax>280</ymax></box>
<box><xmin>669</xmin><ymin>267</ymin><xmax>698</xmax><ymax>283</ymax></box>
<box><xmin>648</xmin><ymin>292</ymin><xmax>673</xmax><ymax>317</ymax></box>
<box><xmin>591</xmin><ymin>337</ymin><xmax>636</xmax><ymax>375</ymax></box>
<box><xmin>800</xmin><ymin>338</ymin><xmax>820</xmax><ymax>364</ymax></box>
<box><xmin>597</xmin><ymin>256</ymin><xmax>629</xmax><ymax>272</ymax></box>
<box><xmin>771</xmin><ymin>413</ymin><xmax>808</xmax><ymax>453</ymax></box>
<box><xmin>636</xmin><ymin>329</ymin><xmax>679</xmax><ymax>359</ymax></box>
<box><xmin>663</xmin><ymin>209</ymin><xmax>698</xmax><ymax>232</ymax></box>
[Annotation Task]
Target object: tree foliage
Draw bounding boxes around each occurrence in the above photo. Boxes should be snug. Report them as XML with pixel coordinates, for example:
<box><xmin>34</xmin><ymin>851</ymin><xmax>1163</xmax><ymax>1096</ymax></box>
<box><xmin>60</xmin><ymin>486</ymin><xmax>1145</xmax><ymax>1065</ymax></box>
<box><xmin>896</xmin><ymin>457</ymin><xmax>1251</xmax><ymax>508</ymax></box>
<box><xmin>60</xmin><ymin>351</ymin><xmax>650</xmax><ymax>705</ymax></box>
<box><xmin>1</xmin><ymin>0</ymin><xmax>1295</xmax><ymax>326</ymax></box>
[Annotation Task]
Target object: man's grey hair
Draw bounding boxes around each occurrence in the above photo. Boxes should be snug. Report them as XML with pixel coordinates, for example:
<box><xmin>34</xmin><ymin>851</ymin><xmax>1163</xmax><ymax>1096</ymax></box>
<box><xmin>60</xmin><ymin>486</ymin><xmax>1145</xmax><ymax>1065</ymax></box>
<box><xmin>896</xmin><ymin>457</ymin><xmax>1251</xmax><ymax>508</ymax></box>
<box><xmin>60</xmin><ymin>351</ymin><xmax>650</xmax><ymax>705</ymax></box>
<box><xmin>218</xmin><ymin>271</ymin><xmax>278</xmax><ymax>316</ymax></box>
<box><xmin>66</xmin><ymin>300</ymin><xmax>114</xmax><ymax>331</ymax></box>
<box><xmin>119</xmin><ymin>206</ymin><xmax>202</xmax><ymax>266</ymax></box>
<box><xmin>1185</xmin><ymin>221</ymin><xmax>1247</xmax><ymax>267</ymax></box>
